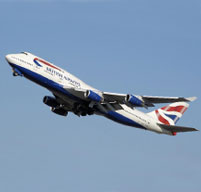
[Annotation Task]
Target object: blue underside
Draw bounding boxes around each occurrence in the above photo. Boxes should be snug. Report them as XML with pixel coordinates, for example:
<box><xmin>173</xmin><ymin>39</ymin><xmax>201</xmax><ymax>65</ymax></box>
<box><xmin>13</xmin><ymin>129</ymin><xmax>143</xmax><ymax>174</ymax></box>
<box><xmin>10</xmin><ymin>63</ymin><xmax>145</xmax><ymax>129</ymax></box>
<box><xmin>106</xmin><ymin>111</ymin><xmax>145</xmax><ymax>129</ymax></box>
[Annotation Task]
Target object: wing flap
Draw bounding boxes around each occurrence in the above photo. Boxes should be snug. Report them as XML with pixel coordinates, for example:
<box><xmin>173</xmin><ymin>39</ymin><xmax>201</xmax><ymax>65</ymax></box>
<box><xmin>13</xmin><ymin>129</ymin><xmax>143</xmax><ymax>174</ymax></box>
<box><xmin>103</xmin><ymin>92</ymin><xmax>127</xmax><ymax>103</ymax></box>
<box><xmin>142</xmin><ymin>96</ymin><xmax>196</xmax><ymax>104</ymax></box>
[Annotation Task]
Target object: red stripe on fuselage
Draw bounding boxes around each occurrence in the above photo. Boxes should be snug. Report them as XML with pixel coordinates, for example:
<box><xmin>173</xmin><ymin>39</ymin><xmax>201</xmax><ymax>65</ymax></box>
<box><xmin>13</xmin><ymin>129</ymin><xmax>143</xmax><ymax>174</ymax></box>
<box><xmin>155</xmin><ymin>110</ymin><xmax>170</xmax><ymax>125</ymax></box>
<box><xmin>161</xmin><ymin>106</ymin><xmax>187</xmax><ymax>114</ymax></box>
<box><xmin>34</xmin><ymin>58</ymin><xmax>61</xmax><ymax>71</ymax></box>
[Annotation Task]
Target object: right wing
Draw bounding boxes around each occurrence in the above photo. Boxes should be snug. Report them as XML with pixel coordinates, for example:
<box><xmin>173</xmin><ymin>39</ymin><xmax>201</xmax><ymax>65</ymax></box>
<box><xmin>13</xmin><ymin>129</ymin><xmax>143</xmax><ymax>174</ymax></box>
<box><xmin>62</xmin><ymin>86</ymin><xmax>196</xmax><ymax>108</ymax></box>
<box><xmin>103</xmin><ymin>92</ymin><xmax>196</xmax><ymax>108</ymax></box>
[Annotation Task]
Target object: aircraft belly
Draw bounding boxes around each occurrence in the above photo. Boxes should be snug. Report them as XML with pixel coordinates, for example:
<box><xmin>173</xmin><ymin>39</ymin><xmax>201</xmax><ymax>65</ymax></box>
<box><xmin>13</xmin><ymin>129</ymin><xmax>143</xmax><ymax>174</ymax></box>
<box><xmin>104</xmin><ymin>110</ymin><xmax>146</xmax><ymax>129</ymax></box>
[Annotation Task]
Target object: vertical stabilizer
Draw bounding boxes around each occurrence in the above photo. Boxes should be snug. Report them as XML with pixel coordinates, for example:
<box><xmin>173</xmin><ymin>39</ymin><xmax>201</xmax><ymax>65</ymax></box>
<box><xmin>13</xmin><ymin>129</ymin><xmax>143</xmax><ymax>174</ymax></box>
<box><xmin>147</xmin><ymin>102</ymin><xmax>190</xmax><ymax>125</ymax></box>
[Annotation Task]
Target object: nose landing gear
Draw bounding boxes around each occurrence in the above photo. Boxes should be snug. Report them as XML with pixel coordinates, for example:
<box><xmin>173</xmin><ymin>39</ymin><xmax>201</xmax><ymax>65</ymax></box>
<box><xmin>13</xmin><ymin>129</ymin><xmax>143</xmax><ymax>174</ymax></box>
<box><xmin>12</xmin><ymin>68</ymin><xmax>22</xmax><ymax>77</ymax></box>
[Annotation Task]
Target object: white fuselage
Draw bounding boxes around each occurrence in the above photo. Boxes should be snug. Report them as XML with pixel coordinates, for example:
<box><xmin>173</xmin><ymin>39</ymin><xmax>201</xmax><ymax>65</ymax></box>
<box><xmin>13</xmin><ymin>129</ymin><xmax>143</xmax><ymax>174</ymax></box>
<box><xmin>5</xmin><ymin>52</ymin><xmax>172</xmax><ymax>135</ymax></box>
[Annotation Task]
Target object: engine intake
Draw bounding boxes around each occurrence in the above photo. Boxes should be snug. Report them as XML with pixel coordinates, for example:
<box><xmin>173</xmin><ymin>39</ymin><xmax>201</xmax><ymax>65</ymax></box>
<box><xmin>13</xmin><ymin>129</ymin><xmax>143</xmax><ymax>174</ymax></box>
<box><xmin>43</xmin><ymin>96</ymin><xmax>59</xmax><ymax>107</ymax></box>
<box><xmin>84</xmin><ymin>90</ymin><xmax>103</xmax><ymax>102</ymax></box>
<box><xmin>125</xmin><ymin>94</ymin><xmax>144</xmax><ymax>107</ymax></box>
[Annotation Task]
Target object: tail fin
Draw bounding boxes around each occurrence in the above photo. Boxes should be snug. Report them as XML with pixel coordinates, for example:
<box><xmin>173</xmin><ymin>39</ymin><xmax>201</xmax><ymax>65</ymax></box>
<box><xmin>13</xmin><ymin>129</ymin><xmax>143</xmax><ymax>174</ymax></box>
<box><xmin>147</xmin><ymin>102</ymin><xmax>190</xmax><ymax>126</ymax></box>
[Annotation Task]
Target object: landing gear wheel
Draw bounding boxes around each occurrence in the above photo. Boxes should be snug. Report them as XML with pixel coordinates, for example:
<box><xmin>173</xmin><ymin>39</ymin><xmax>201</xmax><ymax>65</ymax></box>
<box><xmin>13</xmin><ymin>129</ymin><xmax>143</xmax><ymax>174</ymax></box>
<box><xmin>81</xmin><ymin>112</ymin><xmax>87</xmax><ymax>116</ymax></box>
<box><xmin>13</xmin><ymin>72</ymin><xmax>18</xmax><ymax>76</ymax></box>
<box><xmin>87</xmin><ymin>111</ymin><xmax>94</xmax><ymax>115</ymax></box>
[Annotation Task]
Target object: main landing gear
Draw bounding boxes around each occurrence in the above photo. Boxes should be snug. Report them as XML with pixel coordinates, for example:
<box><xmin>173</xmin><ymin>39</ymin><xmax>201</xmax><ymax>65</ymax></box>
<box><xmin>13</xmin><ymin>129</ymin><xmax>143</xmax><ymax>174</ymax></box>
<box><xmin>73</xmin><ymin>103</ymin><xmax>95</xmax><ymax>117</ymax></box>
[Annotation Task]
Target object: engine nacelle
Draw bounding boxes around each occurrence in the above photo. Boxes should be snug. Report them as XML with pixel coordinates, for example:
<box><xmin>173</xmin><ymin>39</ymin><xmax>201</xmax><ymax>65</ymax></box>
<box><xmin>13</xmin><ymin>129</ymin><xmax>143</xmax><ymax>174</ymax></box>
<box><xmin>125</xmin><ymin>94</ymin><xmax>144</xmax><ymax>107</ymax></box>
<box><xmin>84</xmin><ymin>90</ymin><xmax>103</xmax><ymax>102</ymax></box>
<box><xmin>43</xmin><ymin>96</ymin><xmax>59</xmax><ymax>107</ymax></box>
<box><xmin>51</xmin><ymin>107</ymin><xmax>68</xmax><ymax>116</ymax></box>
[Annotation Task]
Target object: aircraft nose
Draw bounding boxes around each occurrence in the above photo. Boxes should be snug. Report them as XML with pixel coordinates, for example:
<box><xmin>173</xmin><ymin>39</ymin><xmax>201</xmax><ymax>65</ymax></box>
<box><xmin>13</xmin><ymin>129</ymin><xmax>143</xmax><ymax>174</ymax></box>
<box><xmin>5</xmin><ymin>54</ymin><xmax>11</xmax><ymax>62</ymax></box>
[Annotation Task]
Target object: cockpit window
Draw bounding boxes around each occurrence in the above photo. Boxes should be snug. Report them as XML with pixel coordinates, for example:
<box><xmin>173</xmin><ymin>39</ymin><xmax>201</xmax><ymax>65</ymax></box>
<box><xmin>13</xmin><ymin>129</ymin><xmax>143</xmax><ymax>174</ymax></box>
<box><xmin>20</xmin><ymin>52</ymin><xmax>28</xmax><ymax>55</ymax></box>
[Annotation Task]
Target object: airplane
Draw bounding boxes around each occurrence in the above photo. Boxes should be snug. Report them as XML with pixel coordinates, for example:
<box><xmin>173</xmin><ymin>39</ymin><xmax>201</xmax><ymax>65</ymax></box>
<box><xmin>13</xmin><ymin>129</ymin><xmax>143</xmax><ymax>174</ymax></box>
<box><xmin>5</xmin><ymin>52</ymin><xmax>198</xmax><ymax>136</ymax></box>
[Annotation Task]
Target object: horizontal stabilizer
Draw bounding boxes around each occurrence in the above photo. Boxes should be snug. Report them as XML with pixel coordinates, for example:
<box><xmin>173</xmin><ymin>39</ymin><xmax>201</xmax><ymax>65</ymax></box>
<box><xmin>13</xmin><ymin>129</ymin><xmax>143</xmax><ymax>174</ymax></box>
<box><xmin>158</xmin><ymin>123</ymin><xmax>198</xmax><ymax>133</ymax></box>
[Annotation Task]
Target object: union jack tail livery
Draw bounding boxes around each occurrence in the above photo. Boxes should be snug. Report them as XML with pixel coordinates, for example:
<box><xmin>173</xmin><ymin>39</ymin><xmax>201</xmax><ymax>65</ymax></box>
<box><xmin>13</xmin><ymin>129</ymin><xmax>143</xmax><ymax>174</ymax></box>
<box><xmin>148</xmin><ymin>102</ymin><xmax>190</xmax><ymax>126</ymax></box>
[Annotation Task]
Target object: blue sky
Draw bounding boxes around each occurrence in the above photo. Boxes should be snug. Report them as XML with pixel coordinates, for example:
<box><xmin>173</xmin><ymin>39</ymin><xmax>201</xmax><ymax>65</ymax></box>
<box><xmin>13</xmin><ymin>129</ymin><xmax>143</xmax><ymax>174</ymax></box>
<box><xmin>1</xmin><ymin>0</ymin><xmax>201</xmax><ymax>191</ymax></box>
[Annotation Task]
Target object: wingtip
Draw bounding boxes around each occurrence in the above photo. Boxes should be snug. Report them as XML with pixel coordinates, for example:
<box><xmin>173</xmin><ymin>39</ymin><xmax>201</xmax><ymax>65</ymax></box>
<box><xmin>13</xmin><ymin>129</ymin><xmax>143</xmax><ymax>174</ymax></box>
<box><xmin>186</xmin><ymin>97</ymin><xmax>197</xmax><ymax>102</ymax></box>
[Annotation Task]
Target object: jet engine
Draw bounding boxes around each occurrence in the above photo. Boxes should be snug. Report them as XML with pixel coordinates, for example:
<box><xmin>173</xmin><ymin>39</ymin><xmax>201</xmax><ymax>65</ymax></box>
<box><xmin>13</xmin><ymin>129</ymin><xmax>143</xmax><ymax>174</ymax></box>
<box><xmin>84</xmin><ymin>90</ymin><xmax>103</xmax><ymax>102</ymax></box>
<box><xmin>125</xmin><ymin>94</ymin><xmax>144</xmax><ymax>107</ymax></box>
<box><xmin>51</xmin><ymin>107</ymin><xmax>68</xmax><ymax>116</ymax></box>
<box><xmin>43</xmin><ymin>96</ymin><xmax>59</xmax><ymax>107</ymax></box>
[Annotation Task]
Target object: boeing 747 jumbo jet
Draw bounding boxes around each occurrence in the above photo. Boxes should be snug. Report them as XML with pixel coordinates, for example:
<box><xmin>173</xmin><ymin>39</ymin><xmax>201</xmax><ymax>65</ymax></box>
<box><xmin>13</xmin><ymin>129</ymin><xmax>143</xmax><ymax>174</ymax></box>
<box><xmin>5</xmin><ymin>52</ymin><xmax>198</xmax><ymax>136</ymax></box>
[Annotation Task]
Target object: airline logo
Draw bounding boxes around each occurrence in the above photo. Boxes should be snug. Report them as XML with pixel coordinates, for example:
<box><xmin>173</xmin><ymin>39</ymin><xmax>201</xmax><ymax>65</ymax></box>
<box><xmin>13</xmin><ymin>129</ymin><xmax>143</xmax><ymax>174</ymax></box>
<box><xmin>33</xmin><ymin>58</ymin><xmax>61</xmax><ymax>71</ymax></box>
<box><xmin>155</xmin><ymin>102</ymin><xmax>188</xmax><ymax>125</ymax></box>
